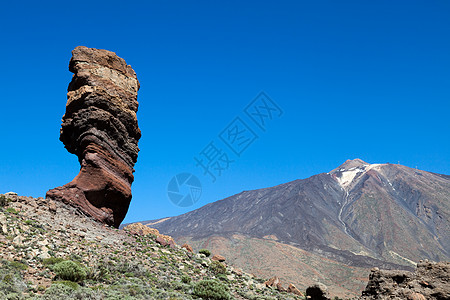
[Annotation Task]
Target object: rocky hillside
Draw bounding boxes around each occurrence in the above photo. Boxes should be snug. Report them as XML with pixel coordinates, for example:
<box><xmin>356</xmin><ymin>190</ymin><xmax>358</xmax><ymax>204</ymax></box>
<box><xmin>0</xmin><ymin>193</ymin><xmax>303</xmax><ymax>299</ymax></box>
<box><xmin>143</xmin><ymin>159</ymin><xmax>449</xmax><ymax>297</ymax></box>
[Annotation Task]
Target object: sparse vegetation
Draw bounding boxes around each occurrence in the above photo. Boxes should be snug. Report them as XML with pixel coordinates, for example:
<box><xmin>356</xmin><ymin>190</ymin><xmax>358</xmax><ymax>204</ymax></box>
<box><xmin>52</xmin><ymin>260</ymin><xmax>87</xmax><ymax>282</ymax></box>
<box><xmin>210</xmin><ymin>260</ymin><xmax>227</xmax><ymax>275</ymax></box>
<box><xmin>199</xmin><ymin>249</ymin><xmax>211</xmax><ymax>257</ymax></box>
<box><xmin>181</xmin><ymin>274</ymin><xmax>191</xmax><ymax>284</ymax></box>
<box><xmin>193</xmin><ymin>279</ymin><xmax>232</xmax><ymax>300</ymax></box>
<box><xmin>5</xmin><ymin>207</ymin><xmax>17</xmax><ymax>214</ymax></box>
<box><xmin>42</xmin><ymin>257</ymin><xmax>65</xmax><ymax>266</ymax></box>
<box><xmin>0</xmin><ymin>195</ymin><xmax>7</xmax><ymax>207</ymax></box>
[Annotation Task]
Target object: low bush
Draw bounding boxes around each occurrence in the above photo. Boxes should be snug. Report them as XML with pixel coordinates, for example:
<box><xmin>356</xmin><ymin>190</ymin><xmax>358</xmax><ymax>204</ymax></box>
<box><xmin>210</xmin><ymin>260</ymin><xmax>227</xmax><ymax>275</ymax></box>
<box><xmin>5</xmin><ymin>207</ymin><xmax>17</xmax><ymax>215</ymax></box>
<box><xmin>0</xmin><ymin>195</ymin><xmax>7</xmax><ymax>207</ymax></box>
<box><xmin>53</xmin><ymin>280</ymin><xmax>79</xmax><ymax>290</ymax></box>
<box><xmin>53</xmin><ymin>260</ymin><xmax>87</xmax><ymax>282</ymax></box>
<box><xmin>193</xmin><ymin>279</ymin><xmax>231</xmax><ymax>300</ymax></box>
<box><xmin>9</xmin><ymin>261</ymin><xmax>27</xmax><ymax>271</ymax></box>
<box><xmin>181</xmin><ymin>274</ymin><xmax>191</xmax><ymax>284</ymax></box>
<box><xmin>199</xmin><ymin>249</ymin><xmax>211</xmax><ymax>257</ymax></box>
<box><xmin>42</xmin><ymin>257</ymin><xmax>65</xmax><ymax>266</ymax></box>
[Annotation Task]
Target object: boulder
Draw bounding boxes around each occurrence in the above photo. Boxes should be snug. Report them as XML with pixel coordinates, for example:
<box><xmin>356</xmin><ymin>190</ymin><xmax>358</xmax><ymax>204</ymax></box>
<box><xmin>211</xmin><ymin>254</ymin><xmax>226</xmax><ymax>262</ymax></box>
<box><xmin>156</xmin><ymin>236</ymin><xmax>168</xmax><ymax>247</ymax></box>
<box><xmin>46</xmin><ymin>46</ymin><xmax>141</xmax><ymax>228</ymax></box>
<box><xmin>264</xmin><ymin>276</ymin><xmax>280</xmax><ymax>288</ymax></box>
<box><xmin>306</xmin><ymin>283</ymin><xmax>331</xmax><ymax>300</ymax></box>
<box><xmin>359</xmin><ymin>261</ymin><xmax>449</xmax><ymax>300</ymax></box>
<box><xmin>181</xmin><ymin>243</ymin><xmax>193</xmax><ymax>253</ymax></box>
<box><xmin>124</xmin><ymin>223</ymin><xmax>176</xmax><ymax>246</ymax></box>
<box><xmin>276</xmin><ymin>282</ymin><xmax>285</xmax><ymax>292</ymax></box>
<box><xmin>287</xmin><ymin>283</ymin><xmax>304</xmax><ymax>296</ymax></box>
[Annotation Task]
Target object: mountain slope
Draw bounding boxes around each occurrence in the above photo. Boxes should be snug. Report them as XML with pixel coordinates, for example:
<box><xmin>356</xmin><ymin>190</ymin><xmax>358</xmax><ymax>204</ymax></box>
<box><xmin>145</xmin><ymin>159</ymin><xmax>450</xmax><ymax>297</ymax></box>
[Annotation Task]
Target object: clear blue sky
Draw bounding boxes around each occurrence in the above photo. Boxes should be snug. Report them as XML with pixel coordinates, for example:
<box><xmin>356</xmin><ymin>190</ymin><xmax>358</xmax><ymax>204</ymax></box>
<box><xmin>0</xmin><ymin>1</ymin><xmax>449</xmax><ymax>224</ymax></box>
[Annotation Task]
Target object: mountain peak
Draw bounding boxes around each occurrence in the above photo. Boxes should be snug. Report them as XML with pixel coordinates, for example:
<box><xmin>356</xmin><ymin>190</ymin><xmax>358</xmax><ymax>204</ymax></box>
<box><xmin>331</xmin><ymin>158</ymin><xmax>370</xmax><ymax>174</ymax></box>
<box><xmin>329</xmin><ymin>159</ymin><xmax>375</xmax><ymax>189</ymax></box>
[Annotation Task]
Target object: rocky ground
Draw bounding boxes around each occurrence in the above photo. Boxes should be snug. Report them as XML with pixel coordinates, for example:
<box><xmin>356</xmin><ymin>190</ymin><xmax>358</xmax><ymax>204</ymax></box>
<box><xmin>0</xmin><ymin>193</ymin><xmax>304</xmax><ymax>299</ymax></box>
<box><xmin>360</xmin><ymin>261</ymin><xmax>449</xmax><ymax>300</ymax></box>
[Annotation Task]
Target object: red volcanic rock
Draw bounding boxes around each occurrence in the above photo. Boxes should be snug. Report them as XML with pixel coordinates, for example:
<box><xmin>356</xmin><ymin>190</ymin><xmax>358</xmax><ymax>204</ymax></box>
<box><xmin>276</xmin><ymin>283</ymin><xmax>285</xmax><ymax>292</ymax></box>
<box><xmin>46</xmin><ymin>46</ymin><xmax>141</xmax><ymax>228</ymax></box>
<box><xmin>167</xmin><ymin>239</ymin><xmax>176</xmax><ymax>250</ymax></box>
<box><xmin>156</xmin><ymin>236</ymin><xmax>168</xmax><ymax>247</ymax></box>
<box><xmin>360</xmin><ymin>261</ymin><xmax>449</xmax><ymax>300</ymax></box>
<box><xmin>264</xmin><ymin>276</ymin><xmax>280</xmax><ymax>288</ymax></box>
<box><xmin>181</xmin><ymin>243</ymin><xmax>193</xmax><ymax>253</ymax></box>
<box><xmin>287</xmin><ymin>283</ymin><xmax>304</xmax><ymax>296</ymax></box>
<box><xmin>211</xmin><ymin>254</ymin><xmax>226</xmax><ymax>262</ymax></box>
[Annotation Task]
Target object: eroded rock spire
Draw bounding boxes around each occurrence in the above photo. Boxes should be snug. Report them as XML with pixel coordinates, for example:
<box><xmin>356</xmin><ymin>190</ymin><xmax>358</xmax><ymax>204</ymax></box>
<box><xmin>46</xmin><ymin>46</ymin><xmax>141</xmax><ymax>227</ymax></box>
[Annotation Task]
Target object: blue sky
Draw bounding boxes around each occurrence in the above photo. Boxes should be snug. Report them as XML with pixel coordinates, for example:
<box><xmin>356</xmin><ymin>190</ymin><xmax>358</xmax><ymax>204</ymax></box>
<box><xmin>0</xmin><ymin>1</ymin><xmax>449</xmax><ymax>223</ymax></box>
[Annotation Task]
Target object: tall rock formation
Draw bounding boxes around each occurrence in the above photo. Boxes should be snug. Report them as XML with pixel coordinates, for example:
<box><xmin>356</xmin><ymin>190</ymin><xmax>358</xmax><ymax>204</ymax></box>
<box><xmin>46</xmin><ymin>46</ymin><xmax>141</xmax><ymax>228</ymax></box>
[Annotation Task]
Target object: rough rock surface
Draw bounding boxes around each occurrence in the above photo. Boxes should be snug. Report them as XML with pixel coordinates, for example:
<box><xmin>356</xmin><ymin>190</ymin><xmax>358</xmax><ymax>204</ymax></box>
<box><xmin>360</xmin><ymin>261</ymin><xmax>450</xmax><ymax>300</ymax></box>
<box><xmin>288</xmin><ymin>283</ymin><xmax>304</xmax><ymax>297</ymax></box>
<box><xmin>211</xmin><ymin>254</ymin><xmax>226</xmax><ymax>262</ymax></box>
<box><xmin>181</xmin><ymin>243</ymin><xmax>193</xmax><ymax>253</ymax></box>
<box><xmin>264</xmin><ymin>276</ymin><xmax>281</xmax><ymax>288</ymax></box>
<box><xmin>306</xmin><ymin>283</ymin><xmax>331</xmax><ymax>300</ymax></box>
<box><xmin>46</xmin><ymin>46</ymin><xmax>141</xmax><ymax>228</ymax></box>
<box><xmin>123</xmin><ymin>223</ymin><xmax>174</xmax><ymax>244</ymax></box>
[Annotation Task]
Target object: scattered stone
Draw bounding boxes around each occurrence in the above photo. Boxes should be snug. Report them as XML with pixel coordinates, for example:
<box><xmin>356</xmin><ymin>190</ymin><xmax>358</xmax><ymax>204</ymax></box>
<box><xmin>46</xmin><ymin>46</ymin><xmax>141</xmax><ymax>228</ymax></box>
<box><xmin>13</xmin><ymin>235</ymin><xmax>24</xmax><ymax>246</ymax></box>
<box><xmin>407</xmin><ymin>292</ymin><xmax>427</xmax><ymax>300</ymax></box>
<box><xmin>48</xmin><ymin>200</ymin><xmax>57</xmax><ymax>213</ymax></box>
<box><xmin>38</xmin><ymin>251</ymin><xmax>51</xmax><ymax>260</ymax></box>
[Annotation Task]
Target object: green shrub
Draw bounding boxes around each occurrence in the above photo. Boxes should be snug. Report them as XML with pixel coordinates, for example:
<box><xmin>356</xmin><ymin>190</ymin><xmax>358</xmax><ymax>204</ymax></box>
<box><xmin>43</xmin><ymin>283</ymin><xmax>73</xmax><ymax>298</ymax></box>
<box><xmin>193</xmin><ymin>279</ymin><xmax>231</xmax><ymax>300</ymax></box>
<box><xmin>52</xmin><ymin>260</ymin><xmax>87</xmax><ymax>282</ymax></box>
<box><xmin>199</xmin><ymin>249</ymin><xmax>211</xmax><ymax>257</ymax></box>
<box><xmin>43</xmin><ymin>257</ymin><xmax>65</xmax><ymax>266</ymax></box>
<box><xmin>217</xmin><ymin>274</ymin><xmax>229</xmax><ymax>282</ymax></box>
<box><xmin>53</xmin><ymin>280</ymin><xmax>79</xmax><ymax>290</ymax></box>
<box><xmin>210</xmin><ymin>260</ymin><xmax>227</xmax><ymax>275</ymax></box>
<box><xmin>181</xmin><ymin>274</ymin><xmax>191</xmax><ymax>284</ymax></box>
<box><xmin>9</xmin><ymin>261</ymin><xmax>27</xmax><ymax>271</ymax></box>
<box><xmin>0</xmin><ymin>260</ymin><xmax>28</xmax><ymax>298</ymax></box>
<box><xmin>5</xmin><ymin>207</ymin><xmax>17</xmax><ymax>215</ymax></box>
<box><xmin>0</xmin><ymin>195</ymin><xmax>7</xmax><ymax>207</ymax></box>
